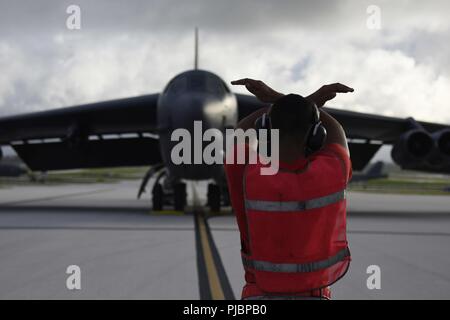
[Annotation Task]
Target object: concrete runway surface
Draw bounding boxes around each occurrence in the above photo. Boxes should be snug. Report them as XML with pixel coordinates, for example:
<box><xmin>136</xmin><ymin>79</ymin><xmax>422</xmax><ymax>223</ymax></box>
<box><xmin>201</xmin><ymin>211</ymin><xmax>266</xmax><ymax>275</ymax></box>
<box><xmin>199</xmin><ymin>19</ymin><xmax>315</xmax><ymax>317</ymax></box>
<box><xmin>0</xmin><ymin>180</ymin><xmax>449</xmax><ymax>299</ymax></box>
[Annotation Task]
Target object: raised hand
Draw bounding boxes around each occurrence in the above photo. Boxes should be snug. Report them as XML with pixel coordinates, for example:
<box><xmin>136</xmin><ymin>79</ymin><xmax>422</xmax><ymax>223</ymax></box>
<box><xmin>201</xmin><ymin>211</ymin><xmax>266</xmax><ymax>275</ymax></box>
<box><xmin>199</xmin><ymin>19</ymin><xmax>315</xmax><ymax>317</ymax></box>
<box><xmin>307</xmin><ymin>83</ymin><xmax>354</xmax><ymax>108</ymax></box>
<box><xmin>231</xmin><ymin>78</ymin><xmax>284</xmax><ymax>103</ymax></box>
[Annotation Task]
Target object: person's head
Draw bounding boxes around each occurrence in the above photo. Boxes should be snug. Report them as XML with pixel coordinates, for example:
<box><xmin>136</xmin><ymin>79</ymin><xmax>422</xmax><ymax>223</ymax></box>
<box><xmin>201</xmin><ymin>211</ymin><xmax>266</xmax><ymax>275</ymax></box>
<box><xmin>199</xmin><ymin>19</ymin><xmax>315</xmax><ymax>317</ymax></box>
<box><xmin>269</xmin><ymin>94</ymin><xmax>316</xmax><ymax>151</ymax></box>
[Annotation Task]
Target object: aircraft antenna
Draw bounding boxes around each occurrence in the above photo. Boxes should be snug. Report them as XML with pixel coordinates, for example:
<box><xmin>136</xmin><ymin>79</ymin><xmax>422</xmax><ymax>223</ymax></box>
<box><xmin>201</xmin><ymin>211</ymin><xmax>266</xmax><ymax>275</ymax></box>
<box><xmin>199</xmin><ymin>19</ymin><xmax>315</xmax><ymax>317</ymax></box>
<box><xmin>194</xmin><ymin>27</ymin><xmax>199</xmax><ymax>70</ymax></box>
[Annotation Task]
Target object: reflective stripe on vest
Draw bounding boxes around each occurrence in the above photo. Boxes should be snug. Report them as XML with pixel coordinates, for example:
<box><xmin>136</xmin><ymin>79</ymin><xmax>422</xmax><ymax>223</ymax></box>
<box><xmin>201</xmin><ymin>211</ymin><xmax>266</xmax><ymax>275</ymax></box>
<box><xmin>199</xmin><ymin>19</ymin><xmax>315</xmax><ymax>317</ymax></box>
<box><xmin>242</xmin><ymin>247</ymin><xmax>350</xmax><ymax>273</ymax></box>
<box><xmin>245</xmin><ymin>189</ymin><xmax>346</xmax><ymax>212</ymax></box>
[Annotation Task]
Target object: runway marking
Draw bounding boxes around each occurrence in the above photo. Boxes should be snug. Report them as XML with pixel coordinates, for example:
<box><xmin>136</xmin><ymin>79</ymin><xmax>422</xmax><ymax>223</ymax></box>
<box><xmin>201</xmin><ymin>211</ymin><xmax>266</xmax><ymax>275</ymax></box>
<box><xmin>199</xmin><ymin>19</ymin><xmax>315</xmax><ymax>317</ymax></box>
<box><xmin>150</xmin><ymin>210</ymin><xmax>184</xmax><ymax>216</ymax></box>
<box><xmin>0</xmin><ymin>188</ymin><xmax>114</xmax><ymax>206</ymax></box>
<box><xmin>196</xmin><ymin>213</ymin><xmax>225</xmax><ymax>300</ymax></box>
<box><xmin>5</xmin><ymin>225</ymin><xmax>449</xmax><ymax>236</ymax></box>
<box><xmin>191</xmin><ymin>183</ymin><xmax>234</xmax><ymax>300</ymax></box>
<box><xmin>194</xmin><ymin>212</ymin><xmax>235</xmax><ymax>300</ymax></box>
<box><xmin>0</xmin><ymin>206</ymin><xmax>149</xmax><ymax>214</ymax></box>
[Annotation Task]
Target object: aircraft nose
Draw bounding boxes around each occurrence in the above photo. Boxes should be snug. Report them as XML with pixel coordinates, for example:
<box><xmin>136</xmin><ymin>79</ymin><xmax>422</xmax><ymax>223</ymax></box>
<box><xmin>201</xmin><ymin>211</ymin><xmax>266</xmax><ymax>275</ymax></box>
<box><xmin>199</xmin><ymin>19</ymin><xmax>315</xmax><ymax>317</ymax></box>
<box><xmin>171</xmin><ymin>93</ymin><xmax>219</xmax><ymax>131</ymax></box>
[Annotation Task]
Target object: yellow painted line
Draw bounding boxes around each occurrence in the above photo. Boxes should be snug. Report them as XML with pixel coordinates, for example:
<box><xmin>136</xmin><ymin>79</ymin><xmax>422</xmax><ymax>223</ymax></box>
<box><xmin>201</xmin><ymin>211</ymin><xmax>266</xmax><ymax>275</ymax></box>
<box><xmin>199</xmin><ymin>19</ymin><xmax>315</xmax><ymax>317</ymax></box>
<box><xmin>149</xmin><ymin>210</ymin><xmax>184</xmax><ymax>216</ymax></box>
<box><xmin>197</xmin><ymin>214</ymin><xmax>225</xmax><ymax>300</ymax></box>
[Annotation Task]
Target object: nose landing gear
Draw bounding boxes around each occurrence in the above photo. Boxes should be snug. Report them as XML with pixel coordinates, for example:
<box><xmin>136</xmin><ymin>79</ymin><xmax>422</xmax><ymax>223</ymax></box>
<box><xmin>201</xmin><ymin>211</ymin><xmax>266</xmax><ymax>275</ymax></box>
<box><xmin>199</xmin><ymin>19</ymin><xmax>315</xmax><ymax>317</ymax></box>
<box><xmin>207</xmin><ymin>184</ymin><xmax>221</xmax><ymax>212</ymax></box>
<box><xmin>173</xmin><ymin>182</ymin><xmax>187</xmax><ymax>211</ymax></box>
<box><xmin>152</xmin><ymin>181</ymin><xmax>187</xmax><ymax>211</ymax></box>
<box><xmin>138</xmin><ymin>166</ymin><xmax>188</xmax><ymax>211</ymax></box>
<box><xmin>139</xmin><ymin>166</ymin><xmax>230</xmax><ymax>213</ymax></box>
<box><xmin>207</xmin><ymin>183</ymin><xmax>229</xmax><ymax>212</ymax></box>
<box><xmin>151</xmin><ymin>171</ymin><xmax>187</xmax><ymax>211</ymax></box>
<box><xmin>151</xmin><ymin>182</ymin><xmax>164</xmax><ymax>211</ymax></box>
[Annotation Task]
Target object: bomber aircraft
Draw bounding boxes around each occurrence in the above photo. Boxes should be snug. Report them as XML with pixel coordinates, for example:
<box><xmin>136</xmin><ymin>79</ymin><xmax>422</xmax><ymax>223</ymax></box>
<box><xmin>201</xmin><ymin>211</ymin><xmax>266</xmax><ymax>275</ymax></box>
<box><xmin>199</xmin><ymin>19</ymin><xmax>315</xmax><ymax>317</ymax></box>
<box><xmin>1</xmin><ymin>31</ymin><xmax>449</xmax><ymax>211</ymax></box>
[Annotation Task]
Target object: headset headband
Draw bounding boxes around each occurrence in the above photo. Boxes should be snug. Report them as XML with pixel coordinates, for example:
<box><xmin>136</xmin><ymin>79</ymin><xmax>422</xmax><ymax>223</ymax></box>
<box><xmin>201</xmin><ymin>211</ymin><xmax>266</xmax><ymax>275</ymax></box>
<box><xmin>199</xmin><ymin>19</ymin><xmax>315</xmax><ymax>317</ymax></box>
<box><xmin>311</xmin><ymin>102</ymin><xmax>320</xmax><ymax>123</ymax></box>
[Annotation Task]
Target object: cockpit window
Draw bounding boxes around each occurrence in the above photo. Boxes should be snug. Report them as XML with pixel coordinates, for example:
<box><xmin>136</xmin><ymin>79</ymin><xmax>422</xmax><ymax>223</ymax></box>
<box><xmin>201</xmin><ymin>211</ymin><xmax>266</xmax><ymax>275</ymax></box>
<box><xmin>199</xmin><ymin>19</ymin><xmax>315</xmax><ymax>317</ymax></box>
<box><xmin>200</xmin><ymin>74</ymin><xmax>226</xmax><ymax>95</ymax></box>
<box><xmin>165</xmin><ymin>72</ymin><xmax>228</xmax><ymax>95</ymax></box>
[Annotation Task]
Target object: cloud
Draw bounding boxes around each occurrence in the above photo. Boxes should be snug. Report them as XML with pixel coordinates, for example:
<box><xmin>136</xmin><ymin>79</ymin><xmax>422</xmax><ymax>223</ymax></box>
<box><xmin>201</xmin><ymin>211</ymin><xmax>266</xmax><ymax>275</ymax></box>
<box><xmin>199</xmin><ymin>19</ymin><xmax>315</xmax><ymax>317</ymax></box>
<box><xmin>0</xmin><ymin>0</ymin><xmax>449</xmax><ymax>127</ymax></box>
<box><xmin>287</xmin><ymin>45</ymin><xmax>450</xmax><ymax>123</ymax></box>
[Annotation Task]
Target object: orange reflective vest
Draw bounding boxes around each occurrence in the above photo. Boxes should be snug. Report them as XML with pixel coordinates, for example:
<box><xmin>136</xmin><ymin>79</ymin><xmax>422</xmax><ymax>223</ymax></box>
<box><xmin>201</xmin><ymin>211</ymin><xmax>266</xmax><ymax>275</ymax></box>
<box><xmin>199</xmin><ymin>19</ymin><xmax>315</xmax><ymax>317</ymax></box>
<box><xmin>241</xmin><ymin>157</ymin><xmax>351</xmax><ymax>294</ymax></box>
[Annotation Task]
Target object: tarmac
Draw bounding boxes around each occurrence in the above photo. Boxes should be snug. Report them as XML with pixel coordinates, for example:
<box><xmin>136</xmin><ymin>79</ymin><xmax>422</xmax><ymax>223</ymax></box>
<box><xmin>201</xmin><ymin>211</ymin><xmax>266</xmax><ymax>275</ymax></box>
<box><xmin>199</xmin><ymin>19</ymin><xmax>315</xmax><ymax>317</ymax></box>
<box><xmin>0</xmin><ymin>180</ymin><xmax>449</xmax><ymax>299</ymax></box>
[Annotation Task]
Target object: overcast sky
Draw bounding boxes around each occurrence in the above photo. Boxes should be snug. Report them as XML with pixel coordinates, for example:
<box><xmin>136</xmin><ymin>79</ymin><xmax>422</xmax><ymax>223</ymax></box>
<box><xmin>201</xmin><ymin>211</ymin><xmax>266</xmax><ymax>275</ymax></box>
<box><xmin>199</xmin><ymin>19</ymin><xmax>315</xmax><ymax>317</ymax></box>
<box><xmin>0</xmin><ymin>0</ymin><xmax>449</xmax><ymax>127</ymax></box>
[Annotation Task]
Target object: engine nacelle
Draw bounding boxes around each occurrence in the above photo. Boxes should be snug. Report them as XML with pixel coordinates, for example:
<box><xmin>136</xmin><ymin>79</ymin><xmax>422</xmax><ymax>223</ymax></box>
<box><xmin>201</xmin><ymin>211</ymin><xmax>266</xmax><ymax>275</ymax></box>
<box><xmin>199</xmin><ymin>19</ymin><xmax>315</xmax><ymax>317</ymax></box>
<box><xmin>427</xmin><ymin>129</ymin><xmax>450</xmax><ymax>168</ymax></box>
<box><xmin>391</xmin><ymin>129</ymin><xmax>434</xmax><ymax>168</ymax></box>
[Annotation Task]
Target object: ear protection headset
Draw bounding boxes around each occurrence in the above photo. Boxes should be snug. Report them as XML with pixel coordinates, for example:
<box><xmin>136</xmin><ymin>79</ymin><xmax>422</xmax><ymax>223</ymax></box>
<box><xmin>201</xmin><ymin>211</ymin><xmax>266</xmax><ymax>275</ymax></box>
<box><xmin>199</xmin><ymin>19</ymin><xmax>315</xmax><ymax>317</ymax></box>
<box><xmin>254</xmin><ymin>103</ymin><xmax>327</xmax><ymax>157</ymax></box>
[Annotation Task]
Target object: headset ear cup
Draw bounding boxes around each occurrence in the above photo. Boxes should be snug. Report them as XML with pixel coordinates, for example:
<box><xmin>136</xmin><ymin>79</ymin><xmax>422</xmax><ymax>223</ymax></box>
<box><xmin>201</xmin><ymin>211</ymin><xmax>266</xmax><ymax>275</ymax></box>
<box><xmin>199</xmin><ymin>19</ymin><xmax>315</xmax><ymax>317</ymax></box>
<box><xmin>315</xmin><ymin>125</ymin><xmax>327</xmax><ymax>148</ymax></box>
<box><xmin>304</xmin><ymin>103</ymin><xmax>325</xmax><ymax>156</ymax></box>
<box><xmin>305</xmin><ymin>123</ymin><xmax>327</xmax><ymax>155</ymax></box>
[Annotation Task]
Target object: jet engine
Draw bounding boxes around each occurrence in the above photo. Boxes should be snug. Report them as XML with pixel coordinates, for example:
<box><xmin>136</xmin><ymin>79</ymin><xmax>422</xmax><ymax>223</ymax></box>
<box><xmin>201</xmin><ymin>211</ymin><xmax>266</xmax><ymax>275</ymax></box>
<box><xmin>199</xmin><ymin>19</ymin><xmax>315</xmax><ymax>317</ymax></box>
<box><xmin>427</xmin><ymin>129</ymin><xmax>450</xmax><ymax>168</ymax></box>
<box><xmin>391</xmin><ymin>129</ymin><xmax>434</xmax><ymax>168</ymax></box>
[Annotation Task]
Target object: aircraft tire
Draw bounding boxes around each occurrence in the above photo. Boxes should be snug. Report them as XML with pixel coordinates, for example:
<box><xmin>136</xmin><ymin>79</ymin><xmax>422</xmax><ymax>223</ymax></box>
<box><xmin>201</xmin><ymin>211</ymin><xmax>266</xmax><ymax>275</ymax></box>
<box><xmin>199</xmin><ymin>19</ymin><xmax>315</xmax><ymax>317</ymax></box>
<box><xmin>208</xmin><ymin>184</ymin><xmax>221</xmax><ymax>212</ymax></box>
<box><xmin>174</xmin><ymin>183</ymin><xmax>187</xmax><ymax>211</ymax></box>
<box><xmin>152</xmin><ymin>183</ymin><xmax>164</xmax><ymax>211</ymax></box>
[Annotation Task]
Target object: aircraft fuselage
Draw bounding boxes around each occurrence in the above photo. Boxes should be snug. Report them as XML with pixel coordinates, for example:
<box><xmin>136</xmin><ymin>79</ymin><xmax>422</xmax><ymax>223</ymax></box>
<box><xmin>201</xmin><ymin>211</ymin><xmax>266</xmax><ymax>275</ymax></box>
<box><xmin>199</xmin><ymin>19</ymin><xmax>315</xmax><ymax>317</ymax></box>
<box><xmin>157</xmin><ymin>70</ymin><xmax>238</xmax><ymax>182</ymax></box>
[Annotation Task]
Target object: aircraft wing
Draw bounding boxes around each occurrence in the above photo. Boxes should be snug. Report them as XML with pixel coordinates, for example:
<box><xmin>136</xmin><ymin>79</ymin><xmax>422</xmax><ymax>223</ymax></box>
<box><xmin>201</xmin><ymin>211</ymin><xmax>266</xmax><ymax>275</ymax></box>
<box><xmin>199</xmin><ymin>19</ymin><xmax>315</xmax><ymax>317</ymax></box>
<box><xmin>0</xmin><ymin>94</ymin><xmax>162</xmax><ymax>171</ymax></box>
<box><xmin>236</xmin><ymin>94</ymin><xmax>450</xmax><ymax>172</ymax></box>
